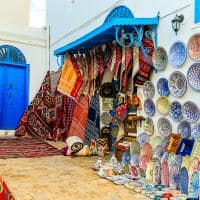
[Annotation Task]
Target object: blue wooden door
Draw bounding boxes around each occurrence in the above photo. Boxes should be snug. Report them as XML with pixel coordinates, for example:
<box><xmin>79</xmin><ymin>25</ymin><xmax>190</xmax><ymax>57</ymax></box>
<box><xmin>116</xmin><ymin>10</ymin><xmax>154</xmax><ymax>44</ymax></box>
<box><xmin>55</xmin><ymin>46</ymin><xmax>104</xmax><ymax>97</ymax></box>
<box><xmin>0</xmin><ymin>63</ymin><xmax>29</xmax><ymax>129</ymax></box>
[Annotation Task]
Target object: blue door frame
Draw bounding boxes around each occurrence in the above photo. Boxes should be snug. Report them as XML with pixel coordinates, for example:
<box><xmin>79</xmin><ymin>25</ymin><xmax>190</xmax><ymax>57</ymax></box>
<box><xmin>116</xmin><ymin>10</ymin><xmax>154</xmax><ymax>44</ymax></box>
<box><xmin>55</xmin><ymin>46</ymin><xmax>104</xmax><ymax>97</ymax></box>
<box><xmin>0</xmin><ymin>45</ymin><xmax>29</xmax><ymax>129</ymax></box>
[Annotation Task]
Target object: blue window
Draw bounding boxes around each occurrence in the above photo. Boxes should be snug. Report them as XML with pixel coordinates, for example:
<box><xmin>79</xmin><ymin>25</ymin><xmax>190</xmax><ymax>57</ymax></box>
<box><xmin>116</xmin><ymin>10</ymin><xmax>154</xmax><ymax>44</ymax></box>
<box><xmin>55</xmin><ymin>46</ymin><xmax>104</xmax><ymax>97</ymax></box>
<box><xmin>195</xmin><ymin>0</ymin><xmax>200</xmax><ymax>23</ymax></box>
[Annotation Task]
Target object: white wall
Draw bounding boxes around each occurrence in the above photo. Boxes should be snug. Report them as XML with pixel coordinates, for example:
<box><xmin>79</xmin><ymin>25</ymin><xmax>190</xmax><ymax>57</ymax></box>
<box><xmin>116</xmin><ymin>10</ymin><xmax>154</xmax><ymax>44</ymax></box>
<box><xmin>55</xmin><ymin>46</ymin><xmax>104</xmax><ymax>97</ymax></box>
<box><xmin>0</xmin><ymin>23</ymin><xmax>47</xmax><ymax>101</ymax></box>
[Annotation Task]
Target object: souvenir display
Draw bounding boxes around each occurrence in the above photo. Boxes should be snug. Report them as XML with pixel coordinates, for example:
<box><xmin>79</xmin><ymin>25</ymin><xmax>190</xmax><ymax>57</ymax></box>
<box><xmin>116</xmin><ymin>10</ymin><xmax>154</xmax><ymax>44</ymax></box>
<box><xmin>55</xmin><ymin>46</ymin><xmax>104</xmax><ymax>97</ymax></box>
<box><xmin>187</xmin><ymin>62</ymin><xmax>200</xmax><ymax>91</ymax></box>
<box><xmin>191</xmin><ymin>123</ymin><xmax>200</xmax><ymax>139</ymax></box>
<box><xmin>137</xmin><ymin>133</ymin><xmax>149</xmax><ymax>146</ymax></box>
<box><xmin>161</xmin><ymin>160</ymin><xmax>169</xmax><ymax>186</ymax></box>
<box><xmin>176</xmin><ymin>139</ymin><xmax>195</xmax><ymax>156</ymax></box>
<box><xmin>144</xmin><ymin>98</ymin><xmax>155</xmax><ymax>117</ymax></box>
<box><xmin>168</xmin><ymin>71</ymin><xmax>187</xmax><ymax>97</ymax></box>
<box><xmin>157</xmin><ymin>117</ymin><xmax>172</xmax><ymax>137</ymax></box>
<box><xmin>156</xmin><ymin>96</ymin><xmax>170</xmax><ymax>115</ymax></box>
<box><xmin>144</xmin><ymin>118</ymin><xmax>154</xmax><ymax>136</ymax></box>
<box><xmin>157</xmin><ymin>78</ymin><xmax>170</xmax><ymax>96</ymax></box>
<box><xmin>166</xmin><ymin>134</ymin><xmax>181</xmax><ymax>153</ymax></box>
<box><xmin>188</xmin><ymin>171</ymin><xmax>199</xmax><ymax>199</ymax></box>
<box><xmin>100</xmin><ymin>112</ymin><xmax>112</xmax><ymax>125</ymax></box>
<box><xmin>188</xmin><ymin>33</ymin><xmax>200</xmax><ymax>61</ymax></box>
<box><xmin>152</xmin><ymin>47</ymin><xmax>168</xmax><ymax>71</ymax></box>
<box><xmin>169</xmin><ymin>41</ymin><xmax>187</xmax><ymax>67</ymax></box>
<box><xmin>182</xmin><ymin>101</ymin><xmax>199</xmax><ymax>123</ymax></box>
<box><xmin>143</xmin><ymin>81</ymin><xmax>155</xmax><ymax>98</ymax></box>
<box><xmin>169</xmin><ymin>101</ymin><xmax>183</xmax><ymax>122</ymax></box>
<box><xmin>177</xmin><ymin>120</ymin><xmax>191</xmax><ymax>138</ymax></box>
<box><xmin>178</xmin><ymin>167</ymin><xmax>189</xmax><ymax>195</ymax></box>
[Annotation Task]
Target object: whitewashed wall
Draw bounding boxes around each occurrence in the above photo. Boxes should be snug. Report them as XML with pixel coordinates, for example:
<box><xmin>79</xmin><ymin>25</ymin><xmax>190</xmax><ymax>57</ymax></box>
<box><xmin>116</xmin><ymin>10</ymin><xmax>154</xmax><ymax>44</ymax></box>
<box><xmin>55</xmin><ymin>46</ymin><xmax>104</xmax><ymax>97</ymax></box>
<box><xmin>0</xmin><ymin>23</ymin><xmax>47</xmax><ymax>101</ymax></box>
<box><xmin>46</xmin><ymin>0</ymin><xmax>200</xmax><ymax>138</ymax></box>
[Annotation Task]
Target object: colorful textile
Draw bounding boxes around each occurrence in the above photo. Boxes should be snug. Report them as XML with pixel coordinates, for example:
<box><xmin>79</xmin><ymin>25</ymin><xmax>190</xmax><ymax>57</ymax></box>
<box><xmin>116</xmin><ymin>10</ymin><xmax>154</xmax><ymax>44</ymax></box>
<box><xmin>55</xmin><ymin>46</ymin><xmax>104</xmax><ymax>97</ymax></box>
<box><xmin>0</xmin><ymin>137</ymin><xmax>61</xmax><ymax>158</ymax></box>
<box><xmin>0</xmin><ymin>177</ymin><xmax>15</xmax><ymax>200</ymax></box>
<box><xmin>68</xmin><ymin>95</ymin><xmax>89</xmax><ymax>141</ymax></box>
<box><xmin>15</xmin><ymin>71</ymin><xmax>55</xmax><ymax>140</ymax></box>
<box><xmin>50</xmin><ymin>69</ymin><xmax>61</xmax><ymax>94</ymax></box>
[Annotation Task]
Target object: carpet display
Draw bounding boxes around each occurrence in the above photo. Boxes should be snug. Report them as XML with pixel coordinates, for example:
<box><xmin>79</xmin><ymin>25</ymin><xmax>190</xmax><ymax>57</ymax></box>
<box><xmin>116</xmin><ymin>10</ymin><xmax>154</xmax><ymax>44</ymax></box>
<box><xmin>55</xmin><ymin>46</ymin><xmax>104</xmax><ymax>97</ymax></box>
<box><xmin>0</xmin><ymin>137</ymin><xmax>61</xmax><ymax>159</ymax></box>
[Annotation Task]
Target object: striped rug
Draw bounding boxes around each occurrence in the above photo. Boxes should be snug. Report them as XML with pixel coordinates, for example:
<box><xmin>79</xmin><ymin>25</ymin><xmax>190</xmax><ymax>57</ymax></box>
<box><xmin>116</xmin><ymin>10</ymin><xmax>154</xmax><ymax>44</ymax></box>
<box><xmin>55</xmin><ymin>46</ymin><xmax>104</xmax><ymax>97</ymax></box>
<box><xmin>0</xmin><ymin>137</ymin><xmax>61</xmax><ymax>159</ymax></box>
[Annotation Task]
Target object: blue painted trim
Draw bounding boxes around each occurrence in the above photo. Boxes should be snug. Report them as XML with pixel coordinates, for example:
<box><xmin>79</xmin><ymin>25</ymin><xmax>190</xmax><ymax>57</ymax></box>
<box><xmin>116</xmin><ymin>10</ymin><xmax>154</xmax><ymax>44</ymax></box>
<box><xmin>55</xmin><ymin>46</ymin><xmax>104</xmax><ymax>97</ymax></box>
<box><xmin>195</xmin><ymin>0</ymin><xmax>200</xmax><ymax>23</ymax></box>
<box><xmin>54</xmin><ymin>6</ymin><xmax>159</xmax><ymax>55</ymax></box>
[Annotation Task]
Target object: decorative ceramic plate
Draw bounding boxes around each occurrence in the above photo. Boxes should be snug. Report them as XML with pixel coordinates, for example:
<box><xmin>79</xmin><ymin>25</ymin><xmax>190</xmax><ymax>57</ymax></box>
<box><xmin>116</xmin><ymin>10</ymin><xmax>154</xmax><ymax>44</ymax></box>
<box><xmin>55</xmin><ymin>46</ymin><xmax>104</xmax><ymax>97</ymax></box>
<box><xmin>187</xmin><ymin>63</ymin><xmax>200</xmax><ymax>91</ymax></box>
<box><xmin>139</xmin><ymin>154</ymin><xmax>150</xmax><ymax>170</ymax></box>
<box><xmin>161</xmin><ymin>137</ymin><xmax>168</xmax><ymax>149</ymax></box>
<box><xmin>188</xmin><ymin>171</ymin><xmax>200</xmax><ymax>198</ymax></box>
<box><xmin>144</xmin><ymin>98</ymin><xmax>155</xmax><ymax>117</ymax></box>
<box><xmin>153</xmin><ymin>145</ymin><xmax>163</xmax><ymax>159</ymax></box>
<box><xmin>137</xmin><ymin>133</ymin><xmax>149</xmax><ymax>146</ymax></box>
<box><xmin>177</xmin><ymin>120</ymin><xmax>191</xmax><ymax>138</ymax></box>
<box><xmin>143</xmin><ymin>81</ymin><xmax>155</xmax><ymax>98</ymax></box>
<box><xmin>100</xmin><ymin>112</ymin><xmax>112</xmax><ymax>125</ymax></box>
<box><xmin>144</xmin><ymin>118</ymin><xmax>154</xmax><ymax>136</ymax></box>
<box><xmin>156</xmin><ymin>97</ymin><xmax>170</xmax><ymax>115</ymax></box>
<box><xmin>161</xmin><ymin>160</ymin><xmax>169</xmax><ymax>187</ymax></box>
<box><xmin>130</xmin><ymin>153</ymin><xmax>140</xmax><ymax>167</ymax></box>
<box><xmin>178</xmin><ymin>167</ymin><xmax>189</xmax><ymax>194</ymax></box>
<box><xmin>169</xmin><ymin>101</ymin><xmax>183</xmax><ymax>122</ymax></box>
<box><xmin>122</xmin><ymin>151</ymin><xmax>131</xmax><ymax>166</ymax></box>
<box><xmin>141</xmin><ymin>143</ymin><xmax>153</xmax><ymax>160</ymax></box>
<box><xmin>130</xmin><ymin>140</ymin><xmax>140</xmax><ymax>154</ymax></box>
<box><xmin>157</xmin><ymin>117</ymin><xmax>172</xmax><ymax>137</ymax></box>
<box><xmin>182</xmin><ymin>101</ymin><xmax>199</xmax><ymax>123</ymax></box>
<box><xmin>150</xmin><ymin>136</ymin><xmax>163</xmax><ymax>149</ymax></box>
<box><xmin>152</xmin><ymin>47</ymin><xmax>168</xmax><ymax>71</ymax></box>
<box><xmin>169</xmin><ymin>41</ymin><xmax>187</xmax><ymax>67</ymax></box>
<box><xmin>191</xmin><ymin>123</ymin><xmax>200</xmax><ymax>139</ymax></box>
<box><xmin>188</xmin><ymin>33</ymin><xmax>200</xmax><ymax>61</ymax></box>
<box><xmin>168</xmin><ymin>71</ymin><xmax>187</xmax><ymax>97</ymax></box>
<box><xmin>157</xmin><ymin>78</ymin><xmax>170</xmax><ymax>96</ymax></box>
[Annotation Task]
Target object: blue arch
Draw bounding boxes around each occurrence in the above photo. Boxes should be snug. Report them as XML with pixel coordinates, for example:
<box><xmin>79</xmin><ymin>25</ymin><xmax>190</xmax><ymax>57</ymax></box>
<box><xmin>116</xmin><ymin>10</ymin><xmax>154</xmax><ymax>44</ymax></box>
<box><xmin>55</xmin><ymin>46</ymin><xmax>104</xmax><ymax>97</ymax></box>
<box><xmin>0</xmin><ymin>45</ymin><xmax>27</xmax><ymax>64</ymax></box>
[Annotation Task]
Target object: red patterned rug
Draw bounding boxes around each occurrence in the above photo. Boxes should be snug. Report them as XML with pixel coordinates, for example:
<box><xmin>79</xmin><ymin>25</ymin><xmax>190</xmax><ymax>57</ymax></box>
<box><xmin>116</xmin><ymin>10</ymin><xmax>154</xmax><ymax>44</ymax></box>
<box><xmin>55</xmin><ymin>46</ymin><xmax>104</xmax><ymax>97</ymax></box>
<box><xmin>0</xmin><ymin>137</ymin><xmax>61</xmax><ymax>159</ymax></box>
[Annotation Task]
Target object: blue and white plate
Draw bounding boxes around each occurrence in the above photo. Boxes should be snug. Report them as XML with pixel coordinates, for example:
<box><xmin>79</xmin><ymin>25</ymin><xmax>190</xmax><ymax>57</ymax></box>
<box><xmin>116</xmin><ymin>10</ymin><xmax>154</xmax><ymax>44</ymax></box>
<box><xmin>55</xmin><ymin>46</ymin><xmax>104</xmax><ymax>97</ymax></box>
<box><xmin>157</xmin><ymin>117</ymin><xmax>172</xmax><ymax>137</ymax></box>
<box><xmin>187</xmin><ymin>63</ymin><xmax>200</xmax><ymax>92</ymax></box>
<box><xmin>177</xmin><ymin>120</ymin><xmax>191</xmax><ymax>138</ymax></box>
<box><xmin>178</xmin><ymin>167</ymin><xmax>189</xmax><ymax>194</ymax></box>
<box><xmin>122</xmin><ymin>151</ymin><xmax>131</xmax><ymax>166</ymax></box>
<box><xmin>182</xmin><ymin>101</ymin><xmax>199</xmax><ymax>123</ymax></box>
<box><xmin>169</xmin><ymin>41</ymin><xmax>187</xmax><ymax>68</ymax></box>
<box><xmin>169</xmin><ymin>71</ymin><xmax>187</xmax><ymax>97</ymax></box>
<box><xmin>143</xmin><ymin>81</ymin><xmax>155</xmax><ymax>98</ymax></box>
<box><xmin>191</xmin><ymin>123</ymin><xmax>200</xmax><ymax>139</ymax></box>
<box><xmin>157</xmin><ymin>78</ymin><xmax>170</xmax><ymax>96</ymax></box>
<box><xmin>144</xmin><ymin>98</ymin><xmax>155</xmax><ymax>117</ymax></box>
<box><xmin>169</xmin><ymin>101</ymin><xmax>183</xmax><ymax>122</ymax></box>
<box><xmin>137</xmin><ymin>132</ymin><xmax>149</xmax><ymax>146</ymax></box>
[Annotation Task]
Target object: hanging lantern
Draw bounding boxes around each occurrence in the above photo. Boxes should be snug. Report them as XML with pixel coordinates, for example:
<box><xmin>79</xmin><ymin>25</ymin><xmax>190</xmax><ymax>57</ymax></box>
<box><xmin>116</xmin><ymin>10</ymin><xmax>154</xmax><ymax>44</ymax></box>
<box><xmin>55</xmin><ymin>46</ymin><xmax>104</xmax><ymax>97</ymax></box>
<box><xmin>171</xmin><ymin>14</ymin><xmax>184</xmax><ymax>35</ymax></box>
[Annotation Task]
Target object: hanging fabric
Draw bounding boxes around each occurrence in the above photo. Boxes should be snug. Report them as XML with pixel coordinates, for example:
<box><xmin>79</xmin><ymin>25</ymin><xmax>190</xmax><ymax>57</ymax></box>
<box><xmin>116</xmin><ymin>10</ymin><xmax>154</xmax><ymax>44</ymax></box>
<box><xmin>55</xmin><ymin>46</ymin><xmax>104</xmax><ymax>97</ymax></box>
<box><xmin>50</xmin><ymin>69</ymin><xmax>62</xmax><ymax>94</ymax></box>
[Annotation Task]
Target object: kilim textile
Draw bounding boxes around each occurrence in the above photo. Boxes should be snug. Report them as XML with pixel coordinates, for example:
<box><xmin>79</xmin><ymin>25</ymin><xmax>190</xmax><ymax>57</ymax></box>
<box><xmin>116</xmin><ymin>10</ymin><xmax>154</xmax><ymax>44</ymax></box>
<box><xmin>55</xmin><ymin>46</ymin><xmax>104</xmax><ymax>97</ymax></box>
<box><xmin>0</xmin><ymin>137</ymin><xmax>61</xmax><ymax>159</ymax></box>
<box><xmin>84</xmin><ymin>94</ymin><xmax>100</xmax><ymax>145</ymax></box>
<box><xmin>50</xmin><ymin>69</ymin><xmax>61</xmax><ymax>94</ymax></box>
<box><xmin>68</xmin><ymin>95</ymin><xmax>89</xmax><ymax>141</ymax></box>
<box><xmin>0</xmin><ymin>177</ymin><xmax>15</xmax><ymax>200</ymax></box>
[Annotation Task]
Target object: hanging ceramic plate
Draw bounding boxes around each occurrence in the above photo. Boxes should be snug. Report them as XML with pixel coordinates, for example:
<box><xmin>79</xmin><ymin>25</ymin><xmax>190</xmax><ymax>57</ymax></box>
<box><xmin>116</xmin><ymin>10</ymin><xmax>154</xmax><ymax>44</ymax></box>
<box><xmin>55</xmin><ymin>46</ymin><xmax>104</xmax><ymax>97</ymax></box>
<box><xmin>157</xmin><ymin>117</ymin><xmax>172</xmax><ymax>137</ymax></box>
<box><xmin>157</xmin><ymin>78</ymin><xmax>170</xmax><ymax>96</ymax></box>
<box><xmin>143</xmin><ymin>81</ymin><xmax>155</xmax><ymax>98</ymax></box>
<box><xmin>169</xmin><ymin>164</ymin><xmax>179</xmax><ymax>190</ymax></box>
<box><xmin>100</xmin><ymin>112</ymin><xmax>112</xmax><ymax>125</ymax></box>
<box><xmin>177</xmin><ymin>120</ymin><xmax>191</xmax><ymax>138</ymax></box>
<box><xmin>168</xmin><ymin>71</ymin><xmax>187</xmax><ymax>97</ymax></box>
<box><xmin>178</xmin><ymin>167</ymin><xmax>189</xmax><ymax>195</ymax></box>
<box><xmin>188</xmin><ymin>33</ymin><xmax>200</xmax><ymax>61</ymax></box>
<box><xmin>144</xmin><ymin>118</ymin><xmax>154</xmax><ymax>136</ymax></box>
<box><xmin>156</xmin><ymin>97</ymin><xmax>170</xmax><ymax>115</ymax></box>
<box><xmin>130</xmin><ymin>153</ymin><xmax>140</xmax><ymax>167</ymax></box>
<box><xmin>153</xmin><ymin>145</ymin><xmax>164</xmax><ymax>159</ymax></box>
<box><xmin>141</xmin><ymin>143</ymin><xmax>153</xmax><ymax>160</ymax></box>
<box><xmin>144</xmin><ymin>98</ymin><xmax>155</xmax><ymax>117</ymax></box>
<box><xmin>122</xmin><ymin>151</ymin><xmax>131</xmax><ymax>166</ymax></box>
<box><xmin>137</xmin><ymin>132</ymin><xmax>149</xmax><ymax>146</ymax></box>
<box><xmin>191</xmin><ymin>123</ymin><xmax>200</xmax><ymax>139</ymax></box>
<box><xmin>188</xmin><ymin>171</ymin><xmax>200</xmax><ymax>198</ymax></box>
<box><xmin>169</xmin><ymin>101</ymin><xmax>183</xmax><ymax>122</ymax></box>
<box><xmin>187</xmin><ymin>63</ymin><xmax>200</xmax><ymax>91</ymax></box>
<box><xmin>152</xmin><ymin>47</ymin><xmax>168</xmax><ymax>71</ymax></box>
<box><xmin>169</xmin><ymin>41</ymin><xmax>187</xmax><ymax>67</ymax></box>
<box><xmin>150</xmin><ymin>136</ymin><xmax>163</xmax><ymax>149</ymax></box>
<box><xmin>130</xmin><ymin>140</ymin><xmax>140</xmax><ymax>154</ymax></box>
<box><xmin>182</xmin><ymin>101</ymin><xmax>199</xmax><ymax>123</ymax></box>
<box><xmin>161</xmin><ymin>160</ymin><xmax>169</xmax><ymax>187</ymax></box>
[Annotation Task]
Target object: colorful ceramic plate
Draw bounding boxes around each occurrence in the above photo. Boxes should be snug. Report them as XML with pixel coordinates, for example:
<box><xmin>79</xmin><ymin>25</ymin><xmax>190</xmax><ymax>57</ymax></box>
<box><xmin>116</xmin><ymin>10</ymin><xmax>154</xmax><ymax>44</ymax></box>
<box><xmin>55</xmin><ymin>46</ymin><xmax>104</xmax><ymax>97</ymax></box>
<box><xmin>141</xmin><ymin>143</ymin><xmax>153</xmax><ymax>160</ymax></box>
<box><xmin>130</xmin><ymin>153</ymin><xmax>140</xmax><ymax>167</ymax></box>
<box><xmin>153</xmin><ymin>145</ymin><xmax>164</xmax><ymax>159</ymax></box>
<box><xmin>177</xmin><ymin>120</ymin><xmax>191</xmax><ymax>138</ymax></box>
<box><xmin>169</xmin><ymin>101</ymin><xmax>183</xmax><ymax>122</ymax></box>
<box><xmin>122</xmin><ymin>151</ymin><xmax>131</xmax><ymax>166</ymax></box>
<box><xmin>144</xmin><ymin>118</ymin><xmax>154</xmax><ymax>136</ymax></box>
<box><xmin>144</xmin><ymin>98</ymin><xmax>155</xmax><ymax>117</ymax></box>
<box><xmin>143</xmin><ymin>81</ymin><xmax>155</xmax><ymax>98</ymax></box>
<box><xmin>182</xmin><ymin>101</ymin><xmax>199</xmax><ymax>123</ymax></box>
<box><xmin>157</xmin><ymin>78</ymin><xmax>170</xmax><ymax>96</ymax></box>
<box><xmin>187</xmin><ymin>63</ymin><xmax>200</xmax><ymax>91</ymax></box>
<box><xmin>150</xmin><ymin>136</ymin><xmax>163</xmax><ymax>149</ymax></box>
<box><xmin>157</xmin><ymin>117</ymin><xmax>172</xmax><ymax>137</ymax></box>
<box><xmin>178</xmin><ymin>167</ymin><xmax>189</xmax><ymax>194</ymax></box>
<box><xmin>191</xmin><ymin>123</ymin><xmax>200</xmax><ymax>139</ymax></box>
<box><xmin>188</xmin><ymin>33</ymin><xmax>200</xmax><ymax>61</ymax></box>
<box><xmin>130</xmin><ymin>140</ymin><xmax>140</xmax><ymax>154</ymax></box>
<box><xmin>152</xmin><ymin>47</ymin><xmax>168</xmax><ymax>71</ymax></box>
<box><xmin>101</xmin><ymin>112</ymin><xmax>112</xmax><ymax>125</ymax></box>
<box><xmin>137</xmin><ymin>133</ymin><xmax>149</xmax><ymax>146</ymax></box>
<box><xmin>168</xmin><ymin>71</ymin><xmax>187</xmax><ymax>97</ymax></box>
<box><xmin>156</xmin><ymin>97</ymin><xmax>170</xmax><ymax>115</ymax></box>
<box><xmin>169</xmin><ymin>41</ymin><xmax>187</xmax><ymax>67</ymax></box>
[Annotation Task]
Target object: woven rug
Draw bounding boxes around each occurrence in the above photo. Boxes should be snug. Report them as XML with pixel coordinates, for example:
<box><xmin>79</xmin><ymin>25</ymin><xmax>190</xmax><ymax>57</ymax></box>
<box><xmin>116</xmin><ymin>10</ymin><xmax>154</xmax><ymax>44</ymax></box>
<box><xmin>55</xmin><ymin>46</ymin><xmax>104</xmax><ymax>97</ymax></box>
<box><xmin>0</xmin><ymin>137</ymin><xmax>61</xmax><ymax>158</ymax></box>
